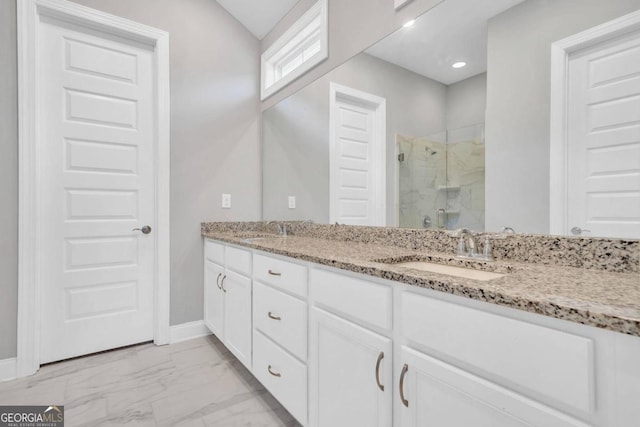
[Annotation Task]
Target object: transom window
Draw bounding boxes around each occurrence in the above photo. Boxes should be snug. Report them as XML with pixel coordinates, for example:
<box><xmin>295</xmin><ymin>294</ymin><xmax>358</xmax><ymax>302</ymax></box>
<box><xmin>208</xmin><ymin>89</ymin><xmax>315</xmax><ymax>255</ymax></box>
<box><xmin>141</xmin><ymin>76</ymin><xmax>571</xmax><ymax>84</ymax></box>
<box><xmin>261</xmin><ymin>0</ymin><xmax>328</xmax><ymax>100</ymax></box>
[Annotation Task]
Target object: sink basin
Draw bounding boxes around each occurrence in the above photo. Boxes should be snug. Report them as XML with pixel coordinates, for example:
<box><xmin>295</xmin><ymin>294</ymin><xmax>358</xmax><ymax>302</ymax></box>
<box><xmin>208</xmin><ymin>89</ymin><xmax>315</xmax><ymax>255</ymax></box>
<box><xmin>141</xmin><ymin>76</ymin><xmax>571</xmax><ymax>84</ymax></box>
<box><xmin>392</xmin><ymin>261</ymin><xmax>505</xmax><ymax>282</ymax></box>
<box><xmin>242</xmin><ymin>236</ymin><xmax>272</xmax><ymax>243</ymax></box>
<box><xmin>239</xmin><ymin>234</ymin><xmax>285</xmax><ymax>243</ymax></box>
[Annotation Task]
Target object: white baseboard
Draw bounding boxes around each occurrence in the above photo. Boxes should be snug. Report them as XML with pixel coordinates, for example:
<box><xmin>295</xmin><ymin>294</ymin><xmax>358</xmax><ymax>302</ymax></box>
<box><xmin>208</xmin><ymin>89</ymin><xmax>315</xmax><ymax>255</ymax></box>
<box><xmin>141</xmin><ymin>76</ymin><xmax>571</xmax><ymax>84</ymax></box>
<box><xmin>169</xmin><ymin>320</ymin><xmax>212</xmax><ymax>344</ymax></box>
<box><xmin>2</xmin><ymin>323</ymin><xmax>211</xmax><ymax>381</ymax></box>
<box><xmin>0</xmin><ymin>358</ymin><xmax>17</xmax><ymax>382</ymax></box>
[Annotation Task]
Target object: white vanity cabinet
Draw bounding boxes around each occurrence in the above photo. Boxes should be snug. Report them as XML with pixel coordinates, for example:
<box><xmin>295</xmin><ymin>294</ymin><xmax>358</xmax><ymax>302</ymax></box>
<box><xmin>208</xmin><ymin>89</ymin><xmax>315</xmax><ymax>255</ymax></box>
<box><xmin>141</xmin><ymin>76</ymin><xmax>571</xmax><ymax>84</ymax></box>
<box><xmin>397</xmin><ymin>291</ymin><xmax>595</xmax><ymax>427</ymax></box>
<box><xmin>398</xmin><ymin>347</ymin><xmax>586</xmax><ymax>427</ymax></box>
<box><xmin>203</xmin><ymin>240</ymin><xmax>252</xmax><ymax>369</ymax></box>
<box><xmin>203</xmin><ymin>238</ymin><xmax>640</xmax><ymax>427</ymax></box>
<box><xmin>308</xmin><ymin>268</ymin><xmax>393</xmax><ymax>427</ymax></box>
<box><xmin>252</xmin><ymin>253</ymin><xmax>309</xmax><ymax>425</ymax></box>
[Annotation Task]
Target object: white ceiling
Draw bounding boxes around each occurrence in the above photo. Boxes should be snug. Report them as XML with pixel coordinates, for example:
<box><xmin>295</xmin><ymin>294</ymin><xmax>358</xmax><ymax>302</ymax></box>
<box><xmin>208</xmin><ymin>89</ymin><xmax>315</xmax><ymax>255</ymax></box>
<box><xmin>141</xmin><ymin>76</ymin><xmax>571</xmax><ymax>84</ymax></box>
<box><xmin>216</xmin><ymin>0</ymin><xmax>301</xmax><ymax>40</ymax></box>
<box><xmin>366</xmin><ymin>0</ymin><xmax>525</xmax><ymax>85</ymax></box>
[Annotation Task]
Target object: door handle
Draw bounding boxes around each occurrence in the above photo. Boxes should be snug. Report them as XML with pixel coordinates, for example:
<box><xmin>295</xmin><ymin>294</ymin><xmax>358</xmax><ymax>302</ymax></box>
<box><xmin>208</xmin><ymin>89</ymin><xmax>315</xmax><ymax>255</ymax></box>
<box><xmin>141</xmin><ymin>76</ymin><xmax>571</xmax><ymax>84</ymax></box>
<box><xmin>268</xmin><ymin>311</ymin><xmax>281</xmax><ymax>321</ymax></box>
<box><xmin>268</xmin><ymin>365</ymin><xmax>281</xmax><ymax>377</ymax></box>
<box><xmin>571</xmin><ymin>227</ymin><xmax>591</xmax><ymax>235</ymax></box>
<box><xmin>216</xmin><ymin>273</ymin><xmax>222</xmax><ymax>290</ymax></box>
<box><xmin>375</xmin><ymin>351</ymin><xmax>385</xmax><ymax>391</ymax></box>
<box><xmin>220</xmin><ymin>275</ymin><xmax>227</xmax><ymax>293</ymax></box>
<box><xmin>399</xmin><ymin>363</ymin><xmax>409</xmax><ymax>407</ymax></box>
<box><xmin>132</xmin><ymin>225</ymin><xmax>152</xmax><ymax>234</ymax></box>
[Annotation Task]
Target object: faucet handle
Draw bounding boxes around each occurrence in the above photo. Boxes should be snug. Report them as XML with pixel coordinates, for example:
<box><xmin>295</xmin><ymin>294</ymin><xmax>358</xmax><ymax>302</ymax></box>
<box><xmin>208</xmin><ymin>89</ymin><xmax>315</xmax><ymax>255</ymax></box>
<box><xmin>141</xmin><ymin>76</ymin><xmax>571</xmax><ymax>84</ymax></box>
<box><xmin>449</xmin><ymin>227</ymin><xmax>471</xmax><ymax>238</ymax></box>
<box><xmin>482</xmin><ymin>237</ymin><xmax>494</xmax><ymax>261</ymax></box>
<box><xmin>456</xmin><ymin>237</ymin><xmax>466</xmax><ymax>256</ymax></box>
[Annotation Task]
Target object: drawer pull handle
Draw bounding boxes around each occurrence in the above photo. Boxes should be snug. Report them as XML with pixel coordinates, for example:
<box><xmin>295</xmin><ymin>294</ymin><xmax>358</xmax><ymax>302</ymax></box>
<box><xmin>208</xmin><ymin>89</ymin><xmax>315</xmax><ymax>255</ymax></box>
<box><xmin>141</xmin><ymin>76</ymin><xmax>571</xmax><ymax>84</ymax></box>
<box><xmin>268</xmin><ymin>269</ymin><xmax>282</xmax><ymax>276</ymax></box>
<box><xmin>375</xmin><ymin>351</ymin><xmax>385</xmax><ymax>391</ymax></box>
<box><xmin>399</xmin><ymin>363</ymin><xmax>409</xmax><ymax>407</ymax></box>
<box><xmin>268</xmin><ymin>312</ymin><xmax>281</xmax><ymax>321</ymax></box>
<box><xmin>216</xmin><ymin>273</ymin><xmax>222</xmax><ymax>290</ymax></box>
<box><xmin>220</xmin><ymin>275</ymin><xmax>227</xmax><ymax>293</ymax></box>
<box><xmin>268</xmin><ymin>365</ymin><xmax>281</xmax><ymax>378</ymax></box>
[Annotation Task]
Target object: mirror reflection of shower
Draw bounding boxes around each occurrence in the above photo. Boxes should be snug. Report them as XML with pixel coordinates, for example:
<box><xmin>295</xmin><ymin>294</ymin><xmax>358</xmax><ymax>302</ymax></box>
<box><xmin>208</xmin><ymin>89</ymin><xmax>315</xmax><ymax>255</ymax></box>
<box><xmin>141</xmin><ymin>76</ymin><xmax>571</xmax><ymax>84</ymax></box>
<box><xmin>397</xmin><ymin>123</ymin><xmax>485</xmax><ymax>231</ymax></box>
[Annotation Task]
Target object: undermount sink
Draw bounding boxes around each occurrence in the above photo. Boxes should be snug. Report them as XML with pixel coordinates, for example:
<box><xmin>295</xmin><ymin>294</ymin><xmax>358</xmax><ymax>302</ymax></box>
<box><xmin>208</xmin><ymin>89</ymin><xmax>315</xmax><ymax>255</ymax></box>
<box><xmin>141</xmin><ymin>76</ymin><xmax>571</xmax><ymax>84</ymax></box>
<box><xmin>239</xmin><ymin>234</ymin><xmax>286</xmax><ymax>243</ymax></box>
<box><xmin>391</xmin><ymin>261</ymin><xmax>505</xmax><ymax>282</ymax></box>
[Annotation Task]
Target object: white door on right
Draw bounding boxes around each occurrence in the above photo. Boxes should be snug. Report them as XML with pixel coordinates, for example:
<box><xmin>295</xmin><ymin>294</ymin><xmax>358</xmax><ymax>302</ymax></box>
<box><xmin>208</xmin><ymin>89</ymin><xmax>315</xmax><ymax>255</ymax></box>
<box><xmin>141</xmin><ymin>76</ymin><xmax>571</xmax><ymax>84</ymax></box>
<box><xmin>329</xmin><ymin>83</ymin><xmax>387</xmax><ymax>226</ymax></box>
<box><xmin>567</xmin><ymin>29</ymin><xmax>640</xmax><ymax>239</ymax></box>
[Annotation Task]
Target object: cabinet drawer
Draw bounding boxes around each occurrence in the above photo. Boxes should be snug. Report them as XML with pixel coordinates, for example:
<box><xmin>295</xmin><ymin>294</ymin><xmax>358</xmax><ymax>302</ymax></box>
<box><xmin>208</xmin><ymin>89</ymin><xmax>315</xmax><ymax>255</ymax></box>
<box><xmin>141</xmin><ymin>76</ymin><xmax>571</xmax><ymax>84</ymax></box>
<box><xmin>401</xmin><ymin>291</ymin><xmax>595</xmax><ymax>414</ymax></box>
<box><xmin>254</xmin><ymin>282</ymin><xmax>307</xmax><ymax>360</ymax></box>
<box><xmin>310</xmin><ymin>268</ymin><xmax>392</xmax><ymax>331</ymax></box>
<box><xmin>225</xmin><ymin>246</ymin><xmax>251</xmax><ymax>275</ymax></box>
<box><xmin>253</xmin><ymin>330</ymin><xmax>307</xmax><ymax>425</ymax></box>
<box><xmin>204</xmin><ymin>239</ymin><xmax>224</xmax><ymax>264</ymax></box>
<box><xmin>254</xmin><ymin>254</ymin><xmax>307</xmax><ymax>297</ymax></box>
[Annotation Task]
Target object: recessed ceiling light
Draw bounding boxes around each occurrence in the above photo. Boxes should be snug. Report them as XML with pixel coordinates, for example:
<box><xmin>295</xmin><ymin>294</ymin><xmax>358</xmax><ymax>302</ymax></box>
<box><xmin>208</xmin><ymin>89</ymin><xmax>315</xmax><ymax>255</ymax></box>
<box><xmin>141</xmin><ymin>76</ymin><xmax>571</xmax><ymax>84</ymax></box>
<box><xmin>452</xmin><ymin>61</ymin><xmax>467</xmax><ymax>69</ymax></box>
<box><xmin>403</xmin><ymin>19</ymin><xmax>416</xmax><ymax>28</ymax></box>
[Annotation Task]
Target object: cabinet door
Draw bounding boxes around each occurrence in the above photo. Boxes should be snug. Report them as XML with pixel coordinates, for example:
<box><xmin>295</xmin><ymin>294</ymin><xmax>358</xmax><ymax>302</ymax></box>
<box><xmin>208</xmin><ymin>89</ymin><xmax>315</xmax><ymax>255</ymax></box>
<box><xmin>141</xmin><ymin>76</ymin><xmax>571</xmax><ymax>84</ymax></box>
<box><xmin>309</xmin><ymin>307</ymin><xmax>392</xmax><ymax>427</ymax></box>
<box><xmin>223</xmin><ymin>270</ymin><xmax>252</xmax><ymax>369</ymax></box>
<box><xmin>204</xmin><ymin>259</ymin><xmax>224</xmax><ymax>337</ymax></box>
<box><xmin>398</xmin><ymin>346</ymin><xmax>587</xmax><ymax>427</ymax></box>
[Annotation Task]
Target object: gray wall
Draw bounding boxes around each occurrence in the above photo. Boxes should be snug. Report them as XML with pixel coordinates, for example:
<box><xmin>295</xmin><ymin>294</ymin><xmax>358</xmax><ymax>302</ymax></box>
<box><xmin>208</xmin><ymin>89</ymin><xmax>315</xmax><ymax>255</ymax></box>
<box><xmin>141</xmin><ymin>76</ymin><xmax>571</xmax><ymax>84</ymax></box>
<box><xmin>263</xmin><ymin>53</ymin><xmax>447</xmax><ymax>225</ymax></box>
<box><xmin>485</xmin><ymin>0</ymin><xmax>640</xmax><ymax>233</ymax></box>
<box><xmin>261</xmin><ymin>0</ymin><xmax>445</xmax><ymax>110</ymax></box>
<box><xmin>446</xmin><ymin>73</ymin><xmax>487</xmax><ymax>131</ymax></box>
<box><xmin>0</xmin><ymin>0</ymin><xmax>18</xmax><ymax>360</ymax></box>
<box><xmin>0</xmin><ymin>0</ymin><xmax>261</xmax><ymax>358</ymax></box>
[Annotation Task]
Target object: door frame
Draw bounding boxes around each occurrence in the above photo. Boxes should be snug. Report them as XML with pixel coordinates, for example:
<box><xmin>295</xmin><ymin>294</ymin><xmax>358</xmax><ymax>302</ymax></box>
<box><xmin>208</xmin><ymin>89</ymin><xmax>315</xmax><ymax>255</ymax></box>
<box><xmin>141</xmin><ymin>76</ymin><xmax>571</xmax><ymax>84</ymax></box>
<box><xmin>329</xmin><ymin>82</ymin><xmax>387</xmax><ymax>226</ymax></box>
<box><xmin>549</xmin><ymin>10</ymin><xmax>640</xmax><ymax>235</ymax></box>
<box><xmin>17</xmin><ymin>0</ymin><xmax>170</xmax><ymax>377</ymax></box>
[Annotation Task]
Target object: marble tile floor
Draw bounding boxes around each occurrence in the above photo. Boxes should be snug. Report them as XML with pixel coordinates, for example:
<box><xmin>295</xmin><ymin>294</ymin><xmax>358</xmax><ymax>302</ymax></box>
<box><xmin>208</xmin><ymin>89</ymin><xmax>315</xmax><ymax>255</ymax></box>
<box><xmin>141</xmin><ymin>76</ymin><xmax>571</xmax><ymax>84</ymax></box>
<box><xmin>0</xmin><ymin>336</ymin><xmax>301</xmax><ymax>427</ymax></box>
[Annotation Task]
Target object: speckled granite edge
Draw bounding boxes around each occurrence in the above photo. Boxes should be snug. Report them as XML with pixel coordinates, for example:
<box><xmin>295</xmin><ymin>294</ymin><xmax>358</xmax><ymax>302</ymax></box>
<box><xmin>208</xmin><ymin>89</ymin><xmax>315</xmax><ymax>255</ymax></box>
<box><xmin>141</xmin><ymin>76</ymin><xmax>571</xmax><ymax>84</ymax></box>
<box><xmin>202</xmin><ymin>230</ymin><xmax>640</xmax><ymax>337</ymax></box>
<box><xmin>201</xmin><ymin>222</ymin><xmax>639</xmax><ymax>273</ymax></box>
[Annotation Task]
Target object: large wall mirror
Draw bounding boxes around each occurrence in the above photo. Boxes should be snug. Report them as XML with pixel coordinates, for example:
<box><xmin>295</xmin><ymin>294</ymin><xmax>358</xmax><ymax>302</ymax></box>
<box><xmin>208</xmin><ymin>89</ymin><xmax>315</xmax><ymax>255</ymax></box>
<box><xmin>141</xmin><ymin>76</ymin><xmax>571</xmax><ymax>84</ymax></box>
<box><xmin>263</xmin><ymin>0</ymin><xmax>640</xmax><ymax>239</ymax></box>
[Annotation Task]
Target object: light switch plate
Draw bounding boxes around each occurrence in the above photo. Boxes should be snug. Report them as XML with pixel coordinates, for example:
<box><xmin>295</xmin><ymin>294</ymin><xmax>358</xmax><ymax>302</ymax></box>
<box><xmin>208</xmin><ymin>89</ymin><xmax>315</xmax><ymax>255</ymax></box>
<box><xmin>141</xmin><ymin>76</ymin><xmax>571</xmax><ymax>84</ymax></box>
<box><xmin>222</xmin><ymin>193</ymin><xmax>231</xmax><ymax>208</ymax></box>
<box><xmin>288</xmin><ymin>196</ymin><xmax>296</xmax><ymax>209</ymax></box>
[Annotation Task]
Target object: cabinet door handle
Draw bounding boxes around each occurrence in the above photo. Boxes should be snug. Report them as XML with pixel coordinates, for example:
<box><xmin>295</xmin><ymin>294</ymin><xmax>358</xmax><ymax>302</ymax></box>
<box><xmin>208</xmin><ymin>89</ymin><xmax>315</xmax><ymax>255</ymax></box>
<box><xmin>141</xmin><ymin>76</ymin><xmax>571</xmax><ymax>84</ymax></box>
<box><xmin>375</xmin><ymin>351</ymin><xmax>385</xmax><ymax>391</ymax></box>
<box><xmin>268</xmin><ymin>365</ymin><xmax>281</xmax><ymax>377</ymax></box>
<box><xmin>220</xmin><ymin>275</ymin><xmax>227</xmax><ymax>293</ymax></box>
<box><xmin>268</xmin><ymin>269</ymin><xmax>282</xmax><ymax>276</ymax></box>
<box><xmin>268</xmin><ymin>311</ymin><xmax>281</xmax><ymax>321</ymax></box>
<box><xmin>399</xmin><ymin>363</ymin><xmax>409</xmax><ymax>407</ymax></box>
<box><xmin>216</xmin><ymin>273</ymin><xmax>222</xmax><ymax>290</ymax></box>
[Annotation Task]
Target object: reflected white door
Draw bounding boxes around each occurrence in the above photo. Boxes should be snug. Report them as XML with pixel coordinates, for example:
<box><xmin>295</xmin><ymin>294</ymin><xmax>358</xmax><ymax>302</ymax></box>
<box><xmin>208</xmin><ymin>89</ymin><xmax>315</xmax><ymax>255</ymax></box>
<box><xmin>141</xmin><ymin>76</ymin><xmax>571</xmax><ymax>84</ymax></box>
<box><xmin>38</xmin><ymin>17</ymin><xmax>155</xmax><ymax>363</ymax></box>
<box><xmin>329</xmin><ymin>83</ymin><xmax>386</xmax><ymax>226</ymax></box>
<box><xmin>567</xmin><ymin>29</ymin><xmax>640</xmax><ymax>239</ymax></box>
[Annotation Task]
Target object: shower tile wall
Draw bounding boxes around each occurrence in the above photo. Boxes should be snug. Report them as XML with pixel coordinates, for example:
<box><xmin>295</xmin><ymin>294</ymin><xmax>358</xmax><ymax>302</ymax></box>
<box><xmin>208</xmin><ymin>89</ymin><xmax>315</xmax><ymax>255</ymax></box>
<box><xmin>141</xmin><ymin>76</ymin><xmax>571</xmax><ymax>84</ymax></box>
<box><xmin>397</xmin><ymin>124</ymin><xmax>485</xmax><ymax>230</ymax></box>
<box><xmin>398</xmin><ymin>134</ymin><xmax>447</xmax><ymax>229</ymax></box>
<box><xmin>446</xmin><ymin>124</ymin><xmax>485</xmax><ymax>231</ymax></box>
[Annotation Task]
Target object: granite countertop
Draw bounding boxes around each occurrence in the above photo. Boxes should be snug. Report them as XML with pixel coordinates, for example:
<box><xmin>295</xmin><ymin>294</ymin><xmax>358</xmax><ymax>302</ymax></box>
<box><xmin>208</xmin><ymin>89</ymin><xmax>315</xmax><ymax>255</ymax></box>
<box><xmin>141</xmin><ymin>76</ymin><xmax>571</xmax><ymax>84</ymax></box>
<box><xmin>202</xmin><ymin>230</ymin><xmax>640</xmax><ymax>337</ymax></box>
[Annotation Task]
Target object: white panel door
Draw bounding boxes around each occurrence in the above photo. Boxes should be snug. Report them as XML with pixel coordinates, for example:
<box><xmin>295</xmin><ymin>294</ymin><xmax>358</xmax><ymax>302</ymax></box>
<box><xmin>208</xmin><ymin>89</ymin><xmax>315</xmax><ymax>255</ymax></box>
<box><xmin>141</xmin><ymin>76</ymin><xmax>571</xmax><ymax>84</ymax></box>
<box><xmin>330</xmin><ymin>84</ymin><xmax>386</xmax><ymax>226</ymax></box>
<box><xmin>309</xmin><ymin>307</ymin><xmax>392</xmax><ymax>427</ymax></box>
<box><xmin>39</xmin><ymin>17</ymin><xmax>155</xmax><ymax>363</ymax></box>
<box><xmin>567</xmin><ymin>29</ymin><xmax>640</xmax><ymax>239</ymax></box>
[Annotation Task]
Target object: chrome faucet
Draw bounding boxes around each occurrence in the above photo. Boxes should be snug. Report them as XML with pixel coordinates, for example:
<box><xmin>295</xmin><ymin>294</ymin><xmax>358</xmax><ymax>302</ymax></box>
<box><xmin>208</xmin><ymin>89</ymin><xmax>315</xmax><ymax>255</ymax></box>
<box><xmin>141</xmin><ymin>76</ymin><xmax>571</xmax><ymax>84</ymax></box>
<box><xmin>266</xmin><ymin>220</ymin><xmax>287</xmax><ymax>236</ymax></box>
<box><xmin>455</xmin><ymin>228</ymin><xmax>478</xmax><ymax>257</ymax></box>
<box><xmin>452</xmin><ymin>228</ymin><xmax>493</xmax><ymax>262</ymax></box>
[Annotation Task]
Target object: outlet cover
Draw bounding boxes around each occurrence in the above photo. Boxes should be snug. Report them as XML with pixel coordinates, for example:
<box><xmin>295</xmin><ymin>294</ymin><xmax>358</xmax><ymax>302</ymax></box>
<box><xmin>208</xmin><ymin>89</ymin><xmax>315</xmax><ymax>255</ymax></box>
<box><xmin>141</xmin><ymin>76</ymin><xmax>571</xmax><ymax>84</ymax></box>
<box><xmin>288</xmin><ymin>196</ymin><xmax>296</xmax><ymax>209</ymax></box>
<box><xmin>221</xmin><ymin>193</ymin><xmax>231</xmax><ymax>208</ymax></box>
